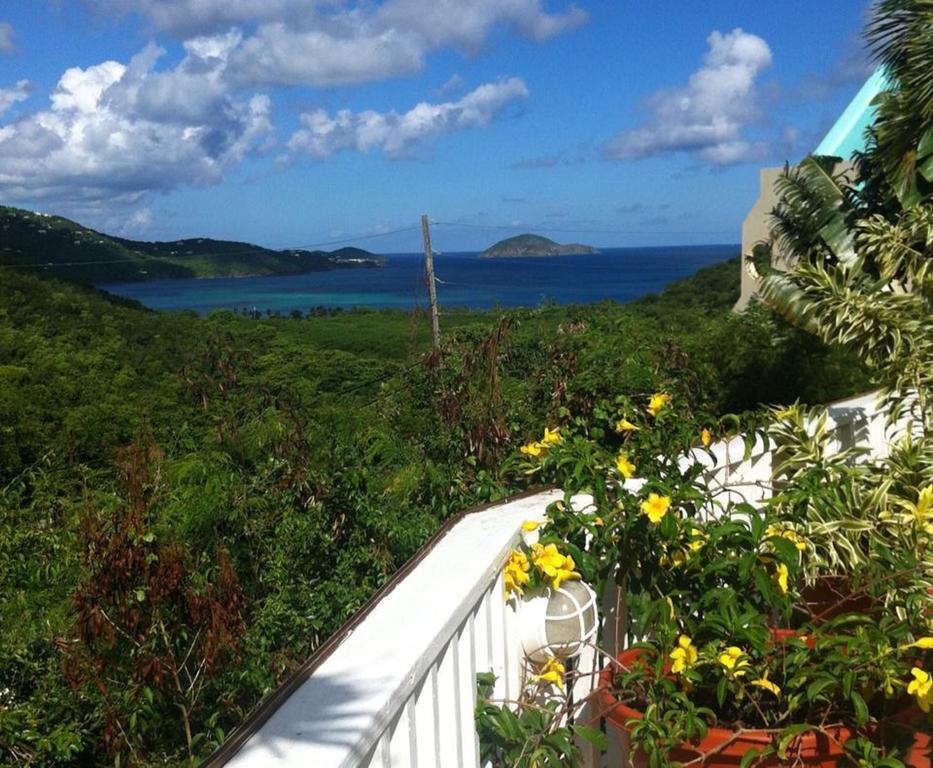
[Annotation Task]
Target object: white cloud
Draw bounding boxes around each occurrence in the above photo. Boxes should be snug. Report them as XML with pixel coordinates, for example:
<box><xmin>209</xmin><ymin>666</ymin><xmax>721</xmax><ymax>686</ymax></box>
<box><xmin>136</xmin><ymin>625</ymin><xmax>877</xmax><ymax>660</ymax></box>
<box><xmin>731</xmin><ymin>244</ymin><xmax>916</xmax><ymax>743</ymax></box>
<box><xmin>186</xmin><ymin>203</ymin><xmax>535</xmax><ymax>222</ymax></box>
<box><xmin>287</xmin><ymin>77</ymin><xmax>529</xmax><ymax>159</ymax></box>
<box><xmin>0</xmin><ymin>80</ymin><xmax>33</xmax><ymax>115</ymax></box>
<box><xmin>0</xmin><ymin>40</ymin><xmax>272</xmax><ymax>211</ymax></box>
<box><xmin>91</xmin><ymin>0</ymin><xmax>585</xmax><ymax>87</ymax></box>
<box><xmin>603</xmin><ymin>28</ymin><xmax>772</xmax><ymax>166</ymax></box>
<box><xmin>0</xmin><ymin>22</ymin><xmax>14</xmax><ymax>53</ymax></box>
<box><xmin>89</xmin><ymin>0</ymin><xmax>320</xmax><ymax>35</ymax></box>
<box><xmin>434</xmin><ymin>73</ymin><xmax>465</xmax><ymax>97</ymax></box>
<box><xmin>230</xmin><ymin>23</ymin><xmax>426</xmax><ymax>87</ymax></box>
<box><xmin>116</xmin><ymin>206</ymin><xmax>154</xmax><ymax>234</ymax></box>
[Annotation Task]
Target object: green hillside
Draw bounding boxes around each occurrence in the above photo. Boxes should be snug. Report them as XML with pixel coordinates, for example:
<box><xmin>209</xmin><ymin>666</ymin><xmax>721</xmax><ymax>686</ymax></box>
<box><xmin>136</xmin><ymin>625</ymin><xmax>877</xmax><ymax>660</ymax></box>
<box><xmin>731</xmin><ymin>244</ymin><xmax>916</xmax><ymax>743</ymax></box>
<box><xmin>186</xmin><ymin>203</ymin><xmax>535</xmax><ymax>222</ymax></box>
<box><xmin>0</xmin><ymin>206</ymin><xmax>384</xmax><ymax>283</ymax></box>
<box><xmin>0</xmin><ymin>254</ymin><xmax>873</xmax><ymax>766</ymax></box>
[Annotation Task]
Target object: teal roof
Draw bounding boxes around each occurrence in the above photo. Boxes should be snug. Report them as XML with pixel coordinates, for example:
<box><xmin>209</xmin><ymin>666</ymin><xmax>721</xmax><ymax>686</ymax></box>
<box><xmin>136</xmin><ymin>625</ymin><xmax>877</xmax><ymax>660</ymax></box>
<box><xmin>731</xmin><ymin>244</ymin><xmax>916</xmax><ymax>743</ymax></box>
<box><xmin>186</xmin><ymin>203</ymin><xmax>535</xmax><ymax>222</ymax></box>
<box><xmin>813</xmin><ymin>68</ymin><xmax>890</xmax><ymax>158</ymax></box>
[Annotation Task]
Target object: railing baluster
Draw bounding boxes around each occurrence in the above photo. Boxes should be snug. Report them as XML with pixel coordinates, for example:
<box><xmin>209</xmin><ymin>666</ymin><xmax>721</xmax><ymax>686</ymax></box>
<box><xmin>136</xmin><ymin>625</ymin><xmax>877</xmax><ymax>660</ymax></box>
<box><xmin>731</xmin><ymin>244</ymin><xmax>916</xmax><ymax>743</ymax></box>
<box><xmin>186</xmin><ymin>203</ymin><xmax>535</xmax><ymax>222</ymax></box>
<box><xmin>489</xmin><ymin>574</ymin><xmax>512</xmax><ymax>702</ymax></box>
<box><xmin>457</xmin><ymin>614</ymin><xmax>479</xmax><ymax>768</ymax></box>
<box><xmin>387</xmin><ymin>697</ymin><xmax>414</xmax><ymax>767</ymax></box>
<box><xmin>413</xmin><ymin>669</ymin><xmax>435</xmax><ymax>765</ymax></box>
<box><xmin>435</xmin><ymin>638</ymin><xmax>460</xmax><ymax>765</ymax></box>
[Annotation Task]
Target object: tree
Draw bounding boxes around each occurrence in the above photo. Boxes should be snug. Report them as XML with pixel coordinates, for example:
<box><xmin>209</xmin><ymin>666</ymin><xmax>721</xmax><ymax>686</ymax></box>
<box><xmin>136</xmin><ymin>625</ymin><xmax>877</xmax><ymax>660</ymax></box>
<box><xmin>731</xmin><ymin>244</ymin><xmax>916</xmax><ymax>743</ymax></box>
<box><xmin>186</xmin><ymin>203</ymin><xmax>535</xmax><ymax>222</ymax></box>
<box><xmin>761</xmin><ymin>0</ymin><xmax>933</xmax><ymax>430</ymax></box>
<box><xmin>866</xmin><ymin>0</ymin><xmax>933</xmax><ymax>206</ymax></box>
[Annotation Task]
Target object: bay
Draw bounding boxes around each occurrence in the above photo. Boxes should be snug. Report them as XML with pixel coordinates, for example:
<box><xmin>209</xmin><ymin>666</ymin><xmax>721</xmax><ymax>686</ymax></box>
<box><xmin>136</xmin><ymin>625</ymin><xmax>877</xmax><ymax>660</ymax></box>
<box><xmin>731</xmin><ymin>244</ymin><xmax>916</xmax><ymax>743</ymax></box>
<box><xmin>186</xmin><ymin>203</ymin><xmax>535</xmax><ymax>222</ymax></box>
<box><xmin>97</xmin><ymin>244</ymin><xmax>737</xmax><ymax>314</ymax></box>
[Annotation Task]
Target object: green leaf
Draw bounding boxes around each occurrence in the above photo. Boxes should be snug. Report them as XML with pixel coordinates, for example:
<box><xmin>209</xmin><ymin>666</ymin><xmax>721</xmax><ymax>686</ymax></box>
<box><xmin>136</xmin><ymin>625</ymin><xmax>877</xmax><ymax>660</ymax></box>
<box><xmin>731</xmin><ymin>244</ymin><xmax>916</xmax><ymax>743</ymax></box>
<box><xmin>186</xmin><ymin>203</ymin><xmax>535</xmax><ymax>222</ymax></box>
<box><xmin>850</xmin><ymin>691</ymin><xmax>869</xmax><ymax>726</ymax></box>
<box><xmin>842</xmin><ymin>670</ymin><xmax>854</xmax><ymax>699</ymax></box>
<box><xmin>767</xmin><ymin>535</ymin><xmax>799</xmax><ymax>565</ymax></box>
<box><xmin>777</xmin><ymin>724</ymin><xmax>813</xmax><ymax>760</ymax></box>
<box><xmin>918</xmin><ymin>125</ymin><xmax>933</xmax><ymax>156</ymax></box>
<box><xmin>918</xmin><ymin>152</ymin><xmax>933</xmax><ymax>183</ymax></box>
<box><xmin>572</xmin><ymin>724</ymin><xmax>609</xmax><ymax>751</ymax></box>
<box><xmin>741</xmin><ymin>746</ymin><xmax>764</xmax><ymax>768</ymax></box>
<box><xmin>716</xmin><ymin>676</ymin><xmax>728</xmax><ymax>708</ymax></box>
<box><xmin>805</xmin><ymin>678</ymin><xmax>834</xmax><ymax>702</ymax></box>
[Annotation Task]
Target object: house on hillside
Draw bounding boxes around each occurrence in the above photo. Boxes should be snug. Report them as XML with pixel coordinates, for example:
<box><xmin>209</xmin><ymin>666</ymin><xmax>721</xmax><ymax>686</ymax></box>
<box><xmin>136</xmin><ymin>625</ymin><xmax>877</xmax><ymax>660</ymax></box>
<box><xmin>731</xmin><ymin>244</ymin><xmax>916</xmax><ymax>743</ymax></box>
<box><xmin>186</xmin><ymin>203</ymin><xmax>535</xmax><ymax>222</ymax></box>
<box><xmin>734</xmin><ymin>68</ymin><xmax>888</xmax><ymax>311</ymax></box>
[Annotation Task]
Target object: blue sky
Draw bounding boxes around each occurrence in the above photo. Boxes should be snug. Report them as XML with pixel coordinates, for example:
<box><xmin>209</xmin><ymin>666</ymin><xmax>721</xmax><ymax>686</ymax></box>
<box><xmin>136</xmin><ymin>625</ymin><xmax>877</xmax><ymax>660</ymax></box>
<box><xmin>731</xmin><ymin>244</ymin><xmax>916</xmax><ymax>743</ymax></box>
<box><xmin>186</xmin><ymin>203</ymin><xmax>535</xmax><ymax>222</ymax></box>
<box><xmin>0</xmin><ymin>1</ymin><xmax>873</xmax><ymax>252</ymax></box>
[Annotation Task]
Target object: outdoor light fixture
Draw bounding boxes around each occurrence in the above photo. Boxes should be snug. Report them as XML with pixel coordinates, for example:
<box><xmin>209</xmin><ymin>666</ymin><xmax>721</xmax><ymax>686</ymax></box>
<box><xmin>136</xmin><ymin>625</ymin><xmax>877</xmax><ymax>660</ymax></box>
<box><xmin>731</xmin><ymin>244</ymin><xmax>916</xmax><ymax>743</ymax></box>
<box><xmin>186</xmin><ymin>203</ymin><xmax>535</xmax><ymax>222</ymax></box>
<box><xmin>518</xmin><ymin>580</ymin><xmax>599</xmax><ymax>663</ymax></box>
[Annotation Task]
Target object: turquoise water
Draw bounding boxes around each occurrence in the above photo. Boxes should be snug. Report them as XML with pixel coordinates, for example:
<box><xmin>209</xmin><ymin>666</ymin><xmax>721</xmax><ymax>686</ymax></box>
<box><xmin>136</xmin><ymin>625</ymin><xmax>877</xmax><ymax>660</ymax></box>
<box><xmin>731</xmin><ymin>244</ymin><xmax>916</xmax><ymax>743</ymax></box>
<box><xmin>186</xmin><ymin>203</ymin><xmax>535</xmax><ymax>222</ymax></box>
<box><xmin>98</xmin><ymin>244</ymin><xmax>737</xmax><ymax>314</ymax></box>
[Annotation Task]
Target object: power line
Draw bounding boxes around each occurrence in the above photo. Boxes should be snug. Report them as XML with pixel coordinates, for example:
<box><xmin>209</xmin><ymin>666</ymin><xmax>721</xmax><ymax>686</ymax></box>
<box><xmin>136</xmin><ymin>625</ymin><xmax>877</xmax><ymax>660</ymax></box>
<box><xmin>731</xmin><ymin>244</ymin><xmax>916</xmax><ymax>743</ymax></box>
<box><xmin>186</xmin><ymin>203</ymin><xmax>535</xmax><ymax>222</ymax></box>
<box><xmin>304</xmin><ymin>357</ymin><xmax>423</xmax><ymax>408</ymax></box>
<box><xmin>288</xmin><ymin>225</ymin><xmax>422</xmax><ymax>250</ymax></box>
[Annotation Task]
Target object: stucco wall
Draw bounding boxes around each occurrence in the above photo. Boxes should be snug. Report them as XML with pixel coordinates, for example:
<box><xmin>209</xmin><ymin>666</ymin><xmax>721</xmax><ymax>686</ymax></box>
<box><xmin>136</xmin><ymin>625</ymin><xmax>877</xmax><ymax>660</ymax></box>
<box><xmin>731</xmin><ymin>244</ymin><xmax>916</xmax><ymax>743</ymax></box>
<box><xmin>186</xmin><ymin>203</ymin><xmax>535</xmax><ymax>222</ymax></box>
<box><xmin>734</xmin><ymin>167</ymin><xmax>784</xmax><ymax>311</ymax></box>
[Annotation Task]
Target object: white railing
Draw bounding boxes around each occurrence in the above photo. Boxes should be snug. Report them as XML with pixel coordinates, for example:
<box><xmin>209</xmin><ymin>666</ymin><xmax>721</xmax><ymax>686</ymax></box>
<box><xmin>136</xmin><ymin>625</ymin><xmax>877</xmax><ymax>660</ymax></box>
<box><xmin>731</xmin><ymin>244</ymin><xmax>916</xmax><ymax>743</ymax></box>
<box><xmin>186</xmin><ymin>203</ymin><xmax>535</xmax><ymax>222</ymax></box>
<box><xmin>220</xmin><ymin>390</ymin><xmax>903</xmax><ymax>768</ymax></box>
<box><xmin>224</xmin><ymin>488</ymin><xmax>564</xmax><ymax>768</ymax></box>
<box><xmin>690</xmin><ymin>390</ymin><xmax>903</xmax><ymax>508</ymax></box>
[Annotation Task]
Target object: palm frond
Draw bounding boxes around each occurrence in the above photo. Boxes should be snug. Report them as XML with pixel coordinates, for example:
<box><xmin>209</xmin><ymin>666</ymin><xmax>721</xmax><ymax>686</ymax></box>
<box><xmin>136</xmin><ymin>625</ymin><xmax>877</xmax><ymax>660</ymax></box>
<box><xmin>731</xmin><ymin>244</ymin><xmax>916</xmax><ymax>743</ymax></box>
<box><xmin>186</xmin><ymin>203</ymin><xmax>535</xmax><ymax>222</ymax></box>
<box><xmin>769</xmin><ymin>158</ymin><xmax>853</xmax><ymax>265</ymax></box>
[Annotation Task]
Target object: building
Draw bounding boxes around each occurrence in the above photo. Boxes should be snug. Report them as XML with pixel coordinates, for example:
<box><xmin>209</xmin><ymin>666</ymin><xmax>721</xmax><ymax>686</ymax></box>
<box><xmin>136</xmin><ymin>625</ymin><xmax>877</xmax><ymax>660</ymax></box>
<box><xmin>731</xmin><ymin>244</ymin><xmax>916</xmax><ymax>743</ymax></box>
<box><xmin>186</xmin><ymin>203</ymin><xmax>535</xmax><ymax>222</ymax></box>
<box><xmin>734</xmin><ymin>69</ymin><xmax>888</xmax><ymax>311</ymax></box>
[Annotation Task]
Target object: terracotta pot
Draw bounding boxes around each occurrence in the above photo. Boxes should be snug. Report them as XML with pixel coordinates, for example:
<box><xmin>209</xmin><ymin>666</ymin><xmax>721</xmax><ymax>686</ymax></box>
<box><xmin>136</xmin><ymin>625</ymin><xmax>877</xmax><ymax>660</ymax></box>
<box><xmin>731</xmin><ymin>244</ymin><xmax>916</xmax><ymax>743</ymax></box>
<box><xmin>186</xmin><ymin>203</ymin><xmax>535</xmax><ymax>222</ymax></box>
<box><xmin>799</xmin><ymin>576</ymin><xmax>876</xmax><ymax>623</ymax></box>
<box><xmin>597</xmin><ymin>647</ymin><xmax>931</xmax><ymax>767</ymax></box>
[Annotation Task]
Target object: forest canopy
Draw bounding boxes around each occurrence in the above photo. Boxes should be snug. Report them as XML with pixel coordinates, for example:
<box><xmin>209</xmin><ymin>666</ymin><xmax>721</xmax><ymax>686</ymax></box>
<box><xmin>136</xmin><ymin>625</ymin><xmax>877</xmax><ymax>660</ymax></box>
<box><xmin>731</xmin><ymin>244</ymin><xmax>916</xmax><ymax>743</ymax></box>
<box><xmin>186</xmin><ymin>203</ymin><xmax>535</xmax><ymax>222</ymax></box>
<box><xmin>0</xmin><ymin>257</ymin><xmax>869</xmax><ymax>765</ymax></box>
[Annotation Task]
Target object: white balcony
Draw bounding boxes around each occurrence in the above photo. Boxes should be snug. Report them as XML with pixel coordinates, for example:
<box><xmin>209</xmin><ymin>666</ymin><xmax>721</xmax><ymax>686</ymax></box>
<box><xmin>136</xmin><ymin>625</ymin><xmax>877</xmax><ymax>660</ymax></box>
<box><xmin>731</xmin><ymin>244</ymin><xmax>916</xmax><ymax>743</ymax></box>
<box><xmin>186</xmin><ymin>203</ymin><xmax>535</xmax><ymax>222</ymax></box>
<box><xmin>209</xmin><ymin>390</ymin><xmax>906</xmax><ymax>768</ymax></box>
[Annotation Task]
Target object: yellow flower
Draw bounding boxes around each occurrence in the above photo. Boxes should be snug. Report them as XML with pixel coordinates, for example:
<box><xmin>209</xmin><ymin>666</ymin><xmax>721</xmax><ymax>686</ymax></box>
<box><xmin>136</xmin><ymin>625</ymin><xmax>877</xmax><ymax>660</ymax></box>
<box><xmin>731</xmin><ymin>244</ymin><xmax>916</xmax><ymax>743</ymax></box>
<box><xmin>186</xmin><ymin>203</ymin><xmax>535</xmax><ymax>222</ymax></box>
<box><xmin>520</xmin><ymin>440</ymin><xmax>545</xmax><ymax>458</ymax></box>
<box><xmin>669</xmin><ymin>635</ymin><xmax>698</xmax><ymax>674</ymax></box>
<box><xmin>532</xmin><ymin>657</ymin><xmax>566</xmax><ymax>691</ymax></box>
<box><xmin>907</xmin><ymin>668</ymin><xmax>932</xmax><ymax>713</ymax></box>
<box><xmin>616</xmin><ymin>453</ymin><xmax>636</xmax><ymax>479</ymax></box>
<box><xmin>647</xmin><ymin>392</ymin><xmax>670</xmax><ymax>417</ymax></box>
<box><xmin>520</xmin><ymin>520</ymin><xmax>540</xmax><ymax>546</ymax></box>
<box><xmin>765</xmin><ymin>524</ymin><xmax>807</xmax><ymax>552</ymax></box>
<box><xmin>640</xmin><ymin>493</ymin><xmax>671</xmax><ymax>524</ymax></box>
<box><xmin>666</xmin><ymin>597</ymin><xmax>676</xmax><ymax>620</ymax></box>
<box><xmin>503</xmin><ymin>550</ymin><xmax>530</xmax><ymax>599</ymax></box>
<box><xmin>908</xmin><ymin>637</ymin><xmax>933</xmax><ymax>650</ymax></box>
<box><xmin>772</xmin><ymin>563</ymin><xmax>789</xmax><ymax>595</ymax></box>
<box><xmin>594</xmin><ymin>516</ymin><xmax>604</xmax><ymax>527</ymax></box>
<box><xmin>615</xmin><ymin>417</ymin><xmax>639</xmax><ymax>433</ymax></box>
<box><xmin>701</xmin><ymin>427</ymin><xmax>712</xmax><ymax>447</ymax></box>
<box><xmin>541</xmin><ymin>427</ymin><xmax>563</xmax><ymax>446</ymax></box>
<box><xmin>718</xmin><ymin>646</ymin><xmax>750</xmax><ymax>678</ymax></box>
<box><xmin>531</xmin><ymin>543</ymin><xmax>581</xmax><ymax>591</ymax></box>
<box><xmin>751</xmin><ymin>675</ymin><xmax>782</xmax><ymax>698</ymax></box>
<box><xmin>688</xmin><ymin>527</ymin><xmax>706</xmax><ymax>552</ymax></box>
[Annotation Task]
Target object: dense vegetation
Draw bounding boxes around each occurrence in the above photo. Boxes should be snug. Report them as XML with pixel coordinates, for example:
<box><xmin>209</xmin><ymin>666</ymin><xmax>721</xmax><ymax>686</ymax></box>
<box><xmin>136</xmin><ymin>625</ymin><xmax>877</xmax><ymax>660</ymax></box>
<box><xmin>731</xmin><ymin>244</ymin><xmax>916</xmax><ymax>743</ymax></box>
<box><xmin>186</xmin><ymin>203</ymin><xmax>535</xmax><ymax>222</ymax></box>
<box><xmin>0</xmin><ymin>206</ymin><xmax>383</xmax><ymax>283</ymax></box>
<box><xmin>0</xmin><ymin>254</ymin><xmax>870</xmax><ymax>765</ymax></box>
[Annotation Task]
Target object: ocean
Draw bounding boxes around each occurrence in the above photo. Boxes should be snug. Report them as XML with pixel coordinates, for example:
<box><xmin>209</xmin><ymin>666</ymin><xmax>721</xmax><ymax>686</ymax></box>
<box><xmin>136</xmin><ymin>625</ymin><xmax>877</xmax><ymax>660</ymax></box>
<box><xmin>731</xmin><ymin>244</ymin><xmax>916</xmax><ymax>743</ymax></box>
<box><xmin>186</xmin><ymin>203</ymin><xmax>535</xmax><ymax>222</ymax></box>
<box><xmin>97</xmin><ymin>244</ymin><xmax>738</xmax><ymax>314</ymax></box>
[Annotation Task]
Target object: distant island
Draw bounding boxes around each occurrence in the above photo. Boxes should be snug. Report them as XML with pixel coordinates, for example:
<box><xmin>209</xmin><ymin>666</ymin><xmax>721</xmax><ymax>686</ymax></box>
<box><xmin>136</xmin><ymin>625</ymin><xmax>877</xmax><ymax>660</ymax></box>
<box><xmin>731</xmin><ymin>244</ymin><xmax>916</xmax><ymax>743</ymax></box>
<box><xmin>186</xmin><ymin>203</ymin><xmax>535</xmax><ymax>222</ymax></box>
<box><xmin>0</xmin><ymin>206</ymin><xmax>385</xmax><ymax>284</ymax></box>
<box><xmin>480</xmin><ymin>233</ymin><xmax>600</xmax><ymax>258</ymax></box>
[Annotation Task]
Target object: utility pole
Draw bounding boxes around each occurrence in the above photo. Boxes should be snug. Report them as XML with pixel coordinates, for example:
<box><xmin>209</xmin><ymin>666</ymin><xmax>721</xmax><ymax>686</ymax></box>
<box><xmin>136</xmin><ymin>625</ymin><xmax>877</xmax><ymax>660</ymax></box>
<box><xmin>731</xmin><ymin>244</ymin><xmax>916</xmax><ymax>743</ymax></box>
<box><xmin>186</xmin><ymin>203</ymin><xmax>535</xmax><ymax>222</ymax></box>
<box><xmin>421</xmin><ymin>214</ymin><xmax>440</xmax><ymax>349</ymax></box>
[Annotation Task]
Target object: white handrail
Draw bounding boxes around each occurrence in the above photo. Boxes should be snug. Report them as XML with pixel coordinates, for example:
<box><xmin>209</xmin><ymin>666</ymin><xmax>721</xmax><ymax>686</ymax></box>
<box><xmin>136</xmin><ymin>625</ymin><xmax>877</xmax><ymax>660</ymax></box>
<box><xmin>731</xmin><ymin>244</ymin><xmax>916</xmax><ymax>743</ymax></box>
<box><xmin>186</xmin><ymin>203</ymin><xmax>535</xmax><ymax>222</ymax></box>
<box><xmin>224</xmin><ymin>489</ymin><xmax>564</xmax><ymax>768</ymax></box>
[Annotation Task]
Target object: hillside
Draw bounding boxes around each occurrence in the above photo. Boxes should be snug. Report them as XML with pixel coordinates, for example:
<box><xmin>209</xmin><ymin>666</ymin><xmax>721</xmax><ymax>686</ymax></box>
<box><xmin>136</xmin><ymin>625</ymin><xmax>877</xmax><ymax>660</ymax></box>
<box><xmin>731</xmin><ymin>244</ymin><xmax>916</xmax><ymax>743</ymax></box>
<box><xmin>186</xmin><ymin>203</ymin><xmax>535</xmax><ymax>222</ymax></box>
<box><xmin>480</xmin><ymin>233</ymin><xmax>600</xmax><ymax>258</ymax></box>
<box><xmin>0</xmin><ymin>206</ymin><xmax>385</xmax><ymax>283</ymax></box>
<box><xmin>0</xmin><ymin>257</ymin><xmax>870</xmax><ymax>766</ymax></box>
